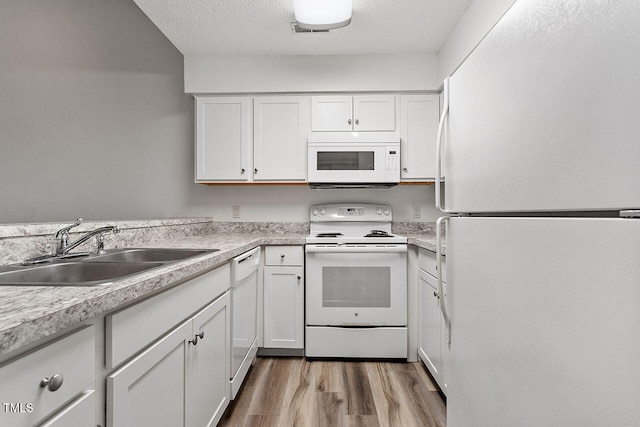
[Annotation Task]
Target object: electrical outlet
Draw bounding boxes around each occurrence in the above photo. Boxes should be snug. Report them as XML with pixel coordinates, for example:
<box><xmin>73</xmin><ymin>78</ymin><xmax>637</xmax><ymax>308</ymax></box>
<box><xmin>232</xmin><ymin>206</ymin><xmax>240</xmax><ymax>218</ymax></box>
<box><xmin>412</xmin><ymin>205</ymin><xmax>421</xmax><ymax>219</ymax></box>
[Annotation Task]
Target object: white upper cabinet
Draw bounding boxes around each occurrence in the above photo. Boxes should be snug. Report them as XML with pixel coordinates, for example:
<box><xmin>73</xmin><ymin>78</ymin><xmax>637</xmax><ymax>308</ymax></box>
<box><xmin>311</xmin><ymin>95</ymin><xmax>397</xmax><ymax>131</ymax></box>
<box><xmin>253</xmin><ymin>96</ymin><xmax>310</xmax><ymax>181</ymax></box>
<box><xmin>196</xmin><ymin>97</ymin><xmax>252</xmax><ymax>181</ymax></box>
<box><xmin>399</xmin><ymin>94</ymin><xmax>440</xmax><ymax>181</ymax></box>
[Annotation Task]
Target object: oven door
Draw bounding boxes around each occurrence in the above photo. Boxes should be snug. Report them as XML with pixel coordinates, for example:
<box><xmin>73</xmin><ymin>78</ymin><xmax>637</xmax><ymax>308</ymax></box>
<box><xmin>305</xmin><ymin>244</ymin><xmax>407</xmax><ymax>326</ymax></box>
<box><xmin>307</xmin><ymin>143</ymin><xmax>396</xmax><ymax>183</ymax></box>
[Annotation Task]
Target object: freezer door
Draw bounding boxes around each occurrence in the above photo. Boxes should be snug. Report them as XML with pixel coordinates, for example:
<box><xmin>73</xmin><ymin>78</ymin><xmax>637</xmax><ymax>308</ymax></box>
<box><xmin>444</xmin><ymin>0</ymin><xmax>640</xmax><ymax>213</ymax></box>
<box><xmin>446</xmin><ymin>217</ymin><xmax>640</xmax><ymax>427</ymax></box>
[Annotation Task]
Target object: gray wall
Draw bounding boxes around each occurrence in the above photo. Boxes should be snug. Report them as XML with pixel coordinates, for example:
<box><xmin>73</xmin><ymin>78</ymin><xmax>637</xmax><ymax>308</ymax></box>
<box><xmin>0</xmin><ymin>0</ymin><xmax>210</xmax><ymax>223</ymax></box>
<box><xmin>0</xmin><ymin>0</ymin><xmax>438</xmax><ymax>225</ymax></box>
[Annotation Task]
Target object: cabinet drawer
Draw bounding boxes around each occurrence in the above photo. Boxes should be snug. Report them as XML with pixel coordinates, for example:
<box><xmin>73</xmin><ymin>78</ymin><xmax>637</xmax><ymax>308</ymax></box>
<box><xmin>0</xmin><ymin>326</ymin><xmax>95</xmax><ymax>427</ymax></box>
<box><xmin>265</xmin><ymin>246</ymin><xmax>303</xmax><ymax>266</ymax></box>
<box><xmin>418</xmin><ymin>248</ymin><xmax>447</xmax><ymax>282</ymax></box>
<box><xmin>106</xmin><ymin>263</ymin><xmax>230</xmax><ymax>369</ymax></box>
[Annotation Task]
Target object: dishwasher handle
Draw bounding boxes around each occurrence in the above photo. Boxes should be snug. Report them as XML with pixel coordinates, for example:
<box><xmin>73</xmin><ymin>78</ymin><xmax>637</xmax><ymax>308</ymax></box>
<box><xmin>231</xmin><ymin>247</ymin><xmax>261</xmax><ymax>282</ymax></box>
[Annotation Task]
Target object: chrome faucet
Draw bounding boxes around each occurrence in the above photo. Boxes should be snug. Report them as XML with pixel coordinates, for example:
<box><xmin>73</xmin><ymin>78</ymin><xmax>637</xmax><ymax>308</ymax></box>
<box><xmin>52</xmin><ymin>218</ymin><xmax>120</xmax><ymax>256</ymax></box>
<box><xmin>59</xmin><ymin>225</ymin><xmax>120</xmax><ymax>256</ymax></box>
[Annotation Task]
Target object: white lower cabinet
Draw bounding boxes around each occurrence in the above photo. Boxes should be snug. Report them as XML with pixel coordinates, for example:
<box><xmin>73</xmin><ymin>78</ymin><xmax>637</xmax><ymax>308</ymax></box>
<box><xmin>40</xmin><ymin>390</ymin><xmax>95</xmax><ymax>427</ymax></box>
<box><xmin>0</xmin><ymin>326</ymin><xmax>95</xmax><ymax>427</ymax></box>
<box><xmin>187</xmin><ymin>293</ymin><xmax>231</xmax><ymax>427</ymax></box>
<box><xmin>263</xmin><ymin>246</ymin><xmax>304</xmax><ymax>349</ymax></box>
<box><xmin>108</xmin><ymin>291</ymin><xmax>230</xmax><ymax>427</ymax></box>
<box><xmin>418</xmin><ymin>248</ymin><xmax>448</xmax><ymax>395</ymax></box>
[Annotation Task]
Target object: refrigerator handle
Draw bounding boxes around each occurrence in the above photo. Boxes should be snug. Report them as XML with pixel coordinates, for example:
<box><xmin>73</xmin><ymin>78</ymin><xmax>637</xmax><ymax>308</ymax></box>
<box><xmin>436</xmin><ymin>216</ymin><xmax>451</xmax><ymax>344</ymax></box>
<box><xmin>435</xmin><ymin>77</ymin><xmax>450</xmax><ymax>213</ymax></box>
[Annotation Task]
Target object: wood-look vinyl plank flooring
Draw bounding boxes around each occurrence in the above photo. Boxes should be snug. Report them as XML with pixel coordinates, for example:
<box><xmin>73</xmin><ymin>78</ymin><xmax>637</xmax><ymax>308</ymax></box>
<box><xmin>219</xmin><ymin>357</ymin><xmax>446</xmax><ymax>427</ymax></box>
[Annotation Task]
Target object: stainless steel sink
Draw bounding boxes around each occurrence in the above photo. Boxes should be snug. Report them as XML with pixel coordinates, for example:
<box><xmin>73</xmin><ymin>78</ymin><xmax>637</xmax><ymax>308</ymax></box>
<box><xmin>89</xmin><ymin>248</ymin><xmax>216</xmax><ymax>263</ymax></box>
<box><xmin>0</xmin><ymin>261</ymin><xmax>165</xmax><ymax>286</ymax></box>
<box><xmin>0</xmin><ymin>248</ymin><xmax>219</xmax><ymax>286</ymax></box>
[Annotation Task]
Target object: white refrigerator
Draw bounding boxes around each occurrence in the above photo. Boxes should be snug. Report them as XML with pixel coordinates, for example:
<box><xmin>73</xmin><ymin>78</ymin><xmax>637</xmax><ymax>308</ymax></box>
<box><xmin>437</xmin><ymin>1</ymin><xmax>640</xmax><ymax>426</ymax></box>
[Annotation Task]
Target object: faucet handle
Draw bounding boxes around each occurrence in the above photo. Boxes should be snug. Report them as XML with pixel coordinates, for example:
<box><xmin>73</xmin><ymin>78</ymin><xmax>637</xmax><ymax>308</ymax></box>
<box><xmin>52</xmin><ymin>218</ymin><xmax>83</xmax><ymax>255</ymax></box>
<box><xmin>54</xmin><ymin>218</ymin><xmax>83</xmax><ymax>238</ymax></box>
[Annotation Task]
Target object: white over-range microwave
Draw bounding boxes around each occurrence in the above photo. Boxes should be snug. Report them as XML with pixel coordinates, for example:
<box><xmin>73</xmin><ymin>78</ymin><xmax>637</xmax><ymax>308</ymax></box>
<box><xmin>307</xmin><ymin>132</ymin><xmax>400</xmax><ymax>189</ymax></box>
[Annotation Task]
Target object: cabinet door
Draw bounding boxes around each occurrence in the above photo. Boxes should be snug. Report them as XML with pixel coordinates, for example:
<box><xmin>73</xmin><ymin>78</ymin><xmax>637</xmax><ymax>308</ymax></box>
<box><xmin>418</xmin><ymin>270</ymin><xmax>442</xmax><ymax>384</ymax></box>
<box><xmin>186</xmin><ymin>293</ymin><xmax>231</xmax><ymax>427</ymax></box>
<box><xmin>196</xmin><ymin>97</ymin><xmax>251</xmax><ymax>181</ymax></box>
<box><xmin>311</xmin><ymin>96</ymin><xmax>353</xmax><ymax>131</ymax></box>
<box><xmin>253</xmin><ymin>97</ymin><xmax>310</xmax><ymax>181</ymax></box>
<box><xmin>40</xmin><ymin>390</ymin><xmax>95</xmax><ymax>427</ymax></box>
<box><xmin>263</xmin><ymin>266</ymin><xmax>304</xmax><ymax>349</ymax></box>
<box><xmin>107</xmin><ymin>321</ymin><xmax>192</xmax><ymax>427</ymax></box>
<box><xmin>353</xmin><ymin>95</ymin><xmax>397</xmax><ymax>131</ymax></box>
<box><xmin>400</xmin><ymin>94</ymin><xmax>440</xmax><ymax>181</ymax></box>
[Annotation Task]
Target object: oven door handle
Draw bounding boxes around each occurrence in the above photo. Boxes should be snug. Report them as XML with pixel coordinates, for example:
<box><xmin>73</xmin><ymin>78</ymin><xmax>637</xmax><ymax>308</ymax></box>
<box><xmin>305</xmin><ymin>245</ymin><xmax>407</xmax><ymax>253</ymax></box>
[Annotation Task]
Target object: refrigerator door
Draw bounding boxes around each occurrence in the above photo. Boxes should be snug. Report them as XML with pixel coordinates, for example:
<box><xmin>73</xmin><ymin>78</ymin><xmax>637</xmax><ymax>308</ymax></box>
<box><xmin>444</xmin><ymin>0</ymin><xmax>640</xmax><ymax>213</ymax></box>
<box><xmin>446</xmin><ymin>217</ymin><xmax>640</xmax><ymax>427</ymax></box>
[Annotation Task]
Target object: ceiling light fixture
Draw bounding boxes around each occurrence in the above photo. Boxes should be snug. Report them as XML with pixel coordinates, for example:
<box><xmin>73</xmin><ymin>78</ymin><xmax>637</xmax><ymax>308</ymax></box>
<box><xmin>293</xmin><ymin>0</ymin><xmax>353</xmax><ymax>31</ymax></box>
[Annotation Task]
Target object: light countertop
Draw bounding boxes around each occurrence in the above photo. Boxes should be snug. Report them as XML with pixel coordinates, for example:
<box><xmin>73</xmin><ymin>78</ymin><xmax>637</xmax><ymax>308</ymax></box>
<box><xmin>0</xmin><ymin>232</ymin><xmax>440</xmax><ymax>357</ymax></box>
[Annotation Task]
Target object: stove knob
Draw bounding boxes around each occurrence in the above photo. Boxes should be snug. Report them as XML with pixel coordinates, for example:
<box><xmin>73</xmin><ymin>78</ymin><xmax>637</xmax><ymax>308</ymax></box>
<box><xmin>376</xmin><ymin>207</ymin><xmax>382</xmax><ymax>215</ymax></box>
<box><xmin>384</xmin><ymin>208</ymin><xmax>390</xmax><ymax>216</ymax></box>
<box><xmin>320</xmin><ymin>207</ymin><xmax>327</xmax><ymax>215</ymax></box>
<box><xmin>312</xmin><ymin>207</ymin><xmax>319</xmax><ymax>216</ymax></box>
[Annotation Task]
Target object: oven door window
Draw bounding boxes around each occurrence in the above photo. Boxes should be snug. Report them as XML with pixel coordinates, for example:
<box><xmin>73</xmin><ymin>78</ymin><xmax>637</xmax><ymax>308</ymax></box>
<box><xmin>317</xmin><ymin>151</ymin><xmax>375</xmax><ymax>171</ymax></box>
<box><xmin>322</xmin><ymin>266</ymin><xmax>391</xmax><ymax>307</ymax></box>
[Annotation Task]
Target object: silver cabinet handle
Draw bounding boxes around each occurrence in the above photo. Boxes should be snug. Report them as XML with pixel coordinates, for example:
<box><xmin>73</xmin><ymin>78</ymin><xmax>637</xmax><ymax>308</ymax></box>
<box><xmin>40</xmin><ymin>374</ymin><xmax>64</xmax><ymax>392</ymax></box>
<box><xmin>189</xmin><ymin>331</ymin><xmax>204</xmax><ymax>346</ymax></box>
<box><xmin>355</xmin><ymin>118</ymin><xmax>359</xmax><ymax>125</ymax></box>
<box><xmin>347</xmin><ymin>118</ymin><xmax>352</xmax><ymax>125</ymax></box>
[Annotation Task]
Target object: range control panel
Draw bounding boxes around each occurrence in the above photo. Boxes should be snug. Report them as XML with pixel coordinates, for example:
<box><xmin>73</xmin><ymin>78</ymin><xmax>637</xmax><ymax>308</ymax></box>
<box><xmin>310</xmin><ymin>204</ymin><xmax>392</xmax><ymax>221</ymax></box>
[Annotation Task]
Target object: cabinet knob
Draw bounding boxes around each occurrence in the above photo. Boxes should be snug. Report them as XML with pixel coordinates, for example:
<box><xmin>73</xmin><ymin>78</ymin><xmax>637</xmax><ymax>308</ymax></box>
<box><xmin>355</xmin><ymin>118</ymin><xmax>359</xmax><ymax>125</ymax></box>
<box><xmin>280</xmin><ymin>254</ymin><xmax>285</xmax><ymax>259</ymax></box>
<box><xmin>297</xmin><ymin>275</ymin><xmax>301</xmax><ymax>280</ymax></box>
<box><xmin>347</xmin><ymin>118</ymin><xmax>352</xmax><ymax>125</ymax></box>
<box><xmin>403</xmin><ymin>167</ymin><xmax>408</xmax><ymax>172</ymax></box>
<box><xmin>40</xmin><ymin>374</ymin><xmax>64</xmax><ymax>392</ymax></box>
<box><xmin>254</xmin><ymin>168</ymin><xmax>258</xmax><ymax>174</ymax></box>
<box><xmin>241</xmin><ymin>168</ymin><xmax>246</xmax><ymax>174</ymax></box>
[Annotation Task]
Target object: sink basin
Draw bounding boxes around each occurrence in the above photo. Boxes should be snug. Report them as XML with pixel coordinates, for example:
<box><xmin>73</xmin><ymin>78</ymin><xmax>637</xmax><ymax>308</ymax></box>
<box><xmin>0</xmin><ymin>261</ymin><xmax>165</xmax><ymax>286</ymax></box>
<box><xmin>0</xmin><ymin>248</ymin><xmax>219</xmax><ymax>286</ymax></box>
<box><xmin>89</xmin><ymin>248</ymin><xmax>217</xmax><ymax>263</ymax></box>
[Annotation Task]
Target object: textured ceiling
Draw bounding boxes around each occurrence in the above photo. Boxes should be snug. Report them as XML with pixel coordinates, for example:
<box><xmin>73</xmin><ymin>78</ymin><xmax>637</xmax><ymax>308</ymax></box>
<box><xmin>132</xmin><ymin>0</ymin><xmax>473</xmax><ymax>56</ymax></box>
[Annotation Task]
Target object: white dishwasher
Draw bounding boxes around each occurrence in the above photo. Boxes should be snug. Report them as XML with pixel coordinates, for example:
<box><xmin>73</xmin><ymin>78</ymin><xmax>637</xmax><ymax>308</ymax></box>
<box><xmin>229</xmin><ymin>246</ymin><xmax>260</xmax><ymax>399</ymax></box>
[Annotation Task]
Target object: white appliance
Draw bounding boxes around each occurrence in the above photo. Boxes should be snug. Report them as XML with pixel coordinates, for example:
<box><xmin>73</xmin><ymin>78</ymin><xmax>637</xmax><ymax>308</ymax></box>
<box><xmin>305</xmin><ymin>204</ymin><xmax>407</xmax><ymax>358</ymax></box>
<box><xmin>436</xmin><ymin>1</ymin><xmax>640</xmax><ymax>426</ymax></box>
<box><xmin>307</xmin><ymin>132</ymin><xmax>400</xmax><ymax>188</ymax></box>
<box><xmin>229</xmin><ymin>247</ymin><xmax>260</xmax><ymax>399</ymax></box>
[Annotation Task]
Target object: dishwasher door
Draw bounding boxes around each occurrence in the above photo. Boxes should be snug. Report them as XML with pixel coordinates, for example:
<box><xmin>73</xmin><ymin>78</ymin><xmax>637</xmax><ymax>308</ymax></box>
<box><xmin>229</xmin><ymin>247</ymin><xmax>260</xmax><ymax>399</ymax></box>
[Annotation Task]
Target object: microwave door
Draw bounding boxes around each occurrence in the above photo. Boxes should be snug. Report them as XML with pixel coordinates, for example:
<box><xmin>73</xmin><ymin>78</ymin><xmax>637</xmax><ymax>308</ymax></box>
<box><xmin>308</xmin><ymin>144</ymin><xmax>390</xmax><ymax>183</ymax></box>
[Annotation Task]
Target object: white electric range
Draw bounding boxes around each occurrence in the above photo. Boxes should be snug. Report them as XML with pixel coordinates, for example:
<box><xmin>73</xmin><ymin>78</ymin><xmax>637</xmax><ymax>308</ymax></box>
<box><xmin>305</xmin><ymin>204</ymin><xmax>408</xmax><ymax>359</ymax></box>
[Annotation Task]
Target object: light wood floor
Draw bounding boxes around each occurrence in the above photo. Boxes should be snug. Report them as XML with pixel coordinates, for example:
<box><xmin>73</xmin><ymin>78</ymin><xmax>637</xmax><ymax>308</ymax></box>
<box><xmin>219</xmin><ymin>357</ymin><xmax>446</xmax><ymax>427</ymax></box>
